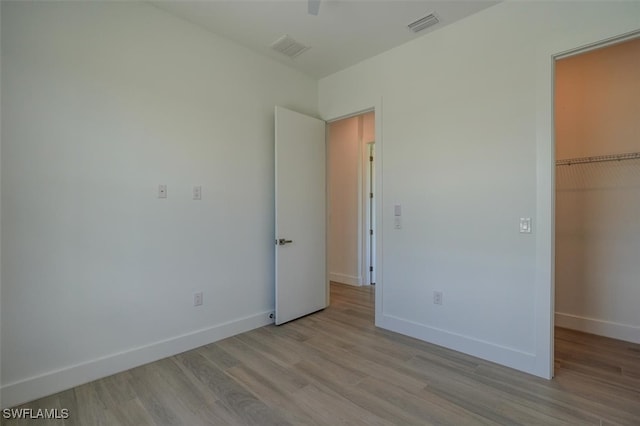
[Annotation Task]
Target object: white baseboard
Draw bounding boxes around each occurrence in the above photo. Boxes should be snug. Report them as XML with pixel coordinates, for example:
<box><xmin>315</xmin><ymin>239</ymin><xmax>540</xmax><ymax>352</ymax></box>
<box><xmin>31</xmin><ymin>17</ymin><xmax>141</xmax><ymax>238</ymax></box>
<box><xmin>329</xmin><ymin>272</ymin><xmax>361</xmax><ymax>286</ymax></box>
<box><xmin>555</xmin><ymin>312</ymin><xmax>640</xmax><ymax>344</ymax></box>
<box><xmin>378</xmin><ymin>314</ymin><xmax>540</xmax><ymax>377</ymax></box>
<box><xmin>1</xmin><ymin>311</ymin><xmax>274</xmax><ymax>409</ymax></box>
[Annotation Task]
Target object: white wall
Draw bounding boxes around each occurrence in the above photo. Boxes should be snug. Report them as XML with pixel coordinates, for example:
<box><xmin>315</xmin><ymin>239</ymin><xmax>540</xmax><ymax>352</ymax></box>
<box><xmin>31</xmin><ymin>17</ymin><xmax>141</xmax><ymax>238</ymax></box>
<box><xmin>319</xmin><ymin>1</ymin><xmax>640</xmax><ymax>377</ymax></box>
<box><xmin>0</xmin><ymin>1</ymin><xmax>317</xmax><ymax>407</ymax></box>
<box><xmin>555</xmin><ymin>39</ymin><xmax>640</xmax><ymax>343</ymax></box>
<box><xmin>327</xmin><ymin>113</ymin><xmax>375</xmax><ymax>286</ymax></box>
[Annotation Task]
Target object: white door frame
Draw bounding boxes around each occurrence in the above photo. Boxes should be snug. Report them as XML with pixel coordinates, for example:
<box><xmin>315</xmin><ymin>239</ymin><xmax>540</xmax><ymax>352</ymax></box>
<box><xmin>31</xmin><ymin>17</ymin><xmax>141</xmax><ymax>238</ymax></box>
<box><xmin>364</xmin><ymin>141</ymin><xmax>375</xmax><ymax>285</ymax></box>
<box><xmin>324</xmin><ymin>100</ymin><xmax>383</xmax><ymax>323</ymax></box>
<box><xmin>536</xmin><ymin>28</ymin><xmax>640</xmax><ymax>379</ymax></box>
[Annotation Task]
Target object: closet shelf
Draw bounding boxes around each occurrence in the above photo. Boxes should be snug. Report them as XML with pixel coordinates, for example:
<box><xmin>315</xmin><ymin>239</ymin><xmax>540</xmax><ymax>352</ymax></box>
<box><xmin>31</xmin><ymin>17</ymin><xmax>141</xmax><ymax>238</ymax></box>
<box><xmin>556</xmin><ymin>152</ymin><xmax>640</xmax><ymax>166</ymax></box>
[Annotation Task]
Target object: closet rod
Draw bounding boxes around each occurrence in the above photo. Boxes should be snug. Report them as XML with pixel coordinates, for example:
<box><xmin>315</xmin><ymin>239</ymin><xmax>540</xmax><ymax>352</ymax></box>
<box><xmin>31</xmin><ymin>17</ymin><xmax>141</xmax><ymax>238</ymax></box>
<box><xmin>556</xmin><ymin>152</ymin><xmax>640</xmax><ymax>166</ymax></box>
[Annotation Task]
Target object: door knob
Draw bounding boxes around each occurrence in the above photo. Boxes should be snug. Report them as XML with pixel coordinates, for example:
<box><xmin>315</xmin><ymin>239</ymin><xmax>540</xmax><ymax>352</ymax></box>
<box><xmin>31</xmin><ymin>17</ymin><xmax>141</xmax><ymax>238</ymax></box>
<box><xmin>277</xmin><ymin>238</ymin><xmax>293</xmax><ymax>245</ymax></box>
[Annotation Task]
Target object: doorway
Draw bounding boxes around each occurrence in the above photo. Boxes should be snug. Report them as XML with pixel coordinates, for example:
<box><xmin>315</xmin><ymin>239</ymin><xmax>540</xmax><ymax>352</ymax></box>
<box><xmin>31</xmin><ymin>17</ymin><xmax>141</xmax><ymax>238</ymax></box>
<box><xmin>274</xmin><ymin>106</ymin><xmax>380</xmax><ymax>326</ymax></box>
<box><xmin>327</xmin><ymin>111</ymin><xmax>376</xmax><ymax>291</ymax></box>
<box><xmin>553</xmin><ymin>35</ymin><xmax>640</xmax><ymax>372</ymax></box>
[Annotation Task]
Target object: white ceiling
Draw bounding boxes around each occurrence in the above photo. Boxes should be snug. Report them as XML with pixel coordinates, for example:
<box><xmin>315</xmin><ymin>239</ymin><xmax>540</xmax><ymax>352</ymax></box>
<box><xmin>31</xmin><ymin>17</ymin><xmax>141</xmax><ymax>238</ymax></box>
<box><xmin>151</xmin><ymin>0</ymin><xmax>499</xmax><ymax>79</ymax></box>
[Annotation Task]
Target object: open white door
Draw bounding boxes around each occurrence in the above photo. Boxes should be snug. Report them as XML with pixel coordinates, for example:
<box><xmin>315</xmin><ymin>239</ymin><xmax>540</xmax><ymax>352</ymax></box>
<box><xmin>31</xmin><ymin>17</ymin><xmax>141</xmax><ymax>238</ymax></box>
<box><xmin>275</xmin><ymin>106</ymin><xmax>327</xmax><ymax>325</ymax></box>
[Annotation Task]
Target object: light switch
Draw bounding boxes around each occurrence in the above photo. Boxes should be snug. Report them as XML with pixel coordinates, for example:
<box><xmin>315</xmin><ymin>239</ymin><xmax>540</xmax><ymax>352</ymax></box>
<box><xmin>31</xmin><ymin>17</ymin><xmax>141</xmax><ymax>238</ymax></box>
<box><xmin>519</xmin><ymin>217</ymin><xmax>532</xmax><ymax>233</ymax></box>
<box><xmin>394</xmin><ymin>217</ymin><xmax>402</xmax><ymax>229</ymax></box>
<box><xmin>394</xmin><ymin>204</ymin><xmax>402</xmax><ymax>216</ymax></box>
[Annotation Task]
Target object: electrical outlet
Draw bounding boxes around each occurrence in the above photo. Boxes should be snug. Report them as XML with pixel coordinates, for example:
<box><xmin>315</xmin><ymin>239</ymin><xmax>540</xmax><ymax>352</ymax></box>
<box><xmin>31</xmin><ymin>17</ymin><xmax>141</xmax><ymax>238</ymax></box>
<box><xmin>193</xmin><ymin>292</ymin><xmax>203</xmax><ymax>307</ymax></box>
<box><xmin>433</xmin><ymin>291</ymin><xmax>443</xmax><ymax>305</ymax></box>
<box><xmin>158</xmin><ymin>184</ymin><xmax>167</xmax><ymax>199</ymax></box>
<box><xmin>193</xmin><ymin>186</ymin><xmax>202</xmax><ymax>200</ymax></box>
<box><xmin>268</xmin><ymin>311</ymin><xmax>275</xmax><ymax>321</ymax></box>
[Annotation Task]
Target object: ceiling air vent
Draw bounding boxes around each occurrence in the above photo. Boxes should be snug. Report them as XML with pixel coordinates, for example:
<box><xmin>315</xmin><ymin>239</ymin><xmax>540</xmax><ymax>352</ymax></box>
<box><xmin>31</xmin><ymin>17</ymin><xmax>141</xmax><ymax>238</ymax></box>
<box><xmin>408</xmin><ymin>13</ymin><xmax>439</xmax><ymax>33</ymax></box>
<box><xmin>270</xmin><ymin>34</ymin><xmax>310</xmax><ymax>58</ymax></box>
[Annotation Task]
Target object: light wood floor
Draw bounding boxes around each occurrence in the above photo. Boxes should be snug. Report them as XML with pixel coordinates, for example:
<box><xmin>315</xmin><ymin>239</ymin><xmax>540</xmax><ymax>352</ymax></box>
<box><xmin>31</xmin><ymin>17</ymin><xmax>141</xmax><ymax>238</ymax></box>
<box><xmin>4</xmin><ymin>283</ymin><xmax>640</xmax><ymax>425</ymax></box>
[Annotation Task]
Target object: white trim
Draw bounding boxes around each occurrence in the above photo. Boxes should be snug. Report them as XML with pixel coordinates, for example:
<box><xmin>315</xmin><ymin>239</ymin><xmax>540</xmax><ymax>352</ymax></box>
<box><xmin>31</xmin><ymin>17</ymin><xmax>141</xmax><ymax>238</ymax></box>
<box><xmin>325</xmin><ymin>121</ymin><xmax>331</xmax><ymax>305</ymax></box>
<box><xmin>374</xmin><ymin>99</ymin><xmax>383</xmax><ymax>327</ymax></box>
<box><xmin>328</xmin><ymin>272</ymin><xmax>362</xmax><ymax>286</ymax></box>
<box><xmin>357</xmin><ymin>117</ymin><xmax>365</xmax><ymax>288</ymax></box>
<box><xmin>535</xmin><ymin>46</ymin><xmax>555</xmax><ymax>379</ymax></box>
<box><xmin>325</xmin><ymin>108</ymin><xmax>374</xmax><ymax>124</ymax></box>
<box><xmin>379</xmin><ymin>314</ymin><xmax>537</xmax><ymax>374</ymax></box>
<box><xmin>363</xmin><ymin>141</ymin><xmax>375</xmax><ymax>286</ymax></box>
<box><xmin>1</xmin><ymin>311</ymin><xmax>273</xmax><ymax>409</ymax></box>
<box><xmin>556</xmin><ymin>313</ymin><xmax>640</xmax><ymax>344</ymax></box>
<box><xmin>554</xmin><ymin>29</ymin><xmax>640</xmax><ymax>60</ymax></box>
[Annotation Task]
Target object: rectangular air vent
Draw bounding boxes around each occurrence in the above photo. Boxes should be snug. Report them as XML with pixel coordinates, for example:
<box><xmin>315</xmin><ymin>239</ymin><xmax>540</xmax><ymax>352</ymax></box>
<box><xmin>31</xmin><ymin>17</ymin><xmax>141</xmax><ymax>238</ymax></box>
<box><xmin>408</xmin><ymin>13</ymin><xmax>439</xmax><ymax>33</ymax></box>
<box><xmin>271</xmin><ymin>34</ymin><xmax>310</xmax><ymax>58</ymax></box>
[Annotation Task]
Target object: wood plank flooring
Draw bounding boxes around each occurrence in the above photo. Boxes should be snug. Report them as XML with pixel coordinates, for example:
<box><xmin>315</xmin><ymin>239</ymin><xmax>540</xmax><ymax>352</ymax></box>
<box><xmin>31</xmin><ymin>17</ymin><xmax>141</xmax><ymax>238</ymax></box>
<box><xmin>4</xmin><ymin>283</ymin><xmax>640</xmax><ymax>425</ymax></box>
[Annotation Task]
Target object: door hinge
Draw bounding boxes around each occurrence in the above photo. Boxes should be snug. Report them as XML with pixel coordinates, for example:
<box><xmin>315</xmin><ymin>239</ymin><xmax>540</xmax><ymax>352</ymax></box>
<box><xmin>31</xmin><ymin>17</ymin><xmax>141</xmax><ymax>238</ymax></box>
<box><xmin>369</xmin><ymin>266</ymin><xmax>373</xmax><ymax>272</ymax></box>
<box><xmin>369</xmin><ymin>156</ymin><xmax>373</xmax><ymax>162</ymax></box>
<box><xmin>370</xmin><ymin>192</ymin><xmax>373</xmax><ymax>199</ymax></box>
<box><xmin>370</xmin><ymin>229</ymin><xmax>373</xmax><ymax>235</ymax></box>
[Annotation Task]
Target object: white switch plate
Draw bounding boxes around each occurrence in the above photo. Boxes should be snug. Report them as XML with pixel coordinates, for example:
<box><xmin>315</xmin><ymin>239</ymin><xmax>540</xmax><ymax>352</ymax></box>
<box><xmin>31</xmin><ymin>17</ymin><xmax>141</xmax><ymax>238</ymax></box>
<box><xmin>158</xmin><ymin>184</ymin><xmax>167</xmax><ymax>199</ymax></box>
<box><xmin>193</xmin><ymin>292</ymin><xmax>203</xmax><ymax>306</ymax></box>
<box><xmin>433</xmin><ymin>291</ymin><xmax>443</xmax><ymax>305</ymax></box>
<box><xmin>193</xmin><ymin>186</ymin><xmax>202</xmax><ymax>200</ymax></box>
<box><xmin>519</xmin><ymin>217</ymin><xmax>532</xmax><ymax>233</ymax></box>
<box><xmin>394</xmin><ymin>204</ymin><xmax>402</xmax><ymax>216</ymax></box>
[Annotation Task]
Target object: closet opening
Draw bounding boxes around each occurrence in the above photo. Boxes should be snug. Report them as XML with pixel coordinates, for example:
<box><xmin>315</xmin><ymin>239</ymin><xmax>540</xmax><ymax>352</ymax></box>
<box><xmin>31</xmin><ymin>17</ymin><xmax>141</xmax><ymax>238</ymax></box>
<box><xmin>554</xmin><ymin>36</ymin><xmax>640</xmax><ymax>376</ymax></box>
